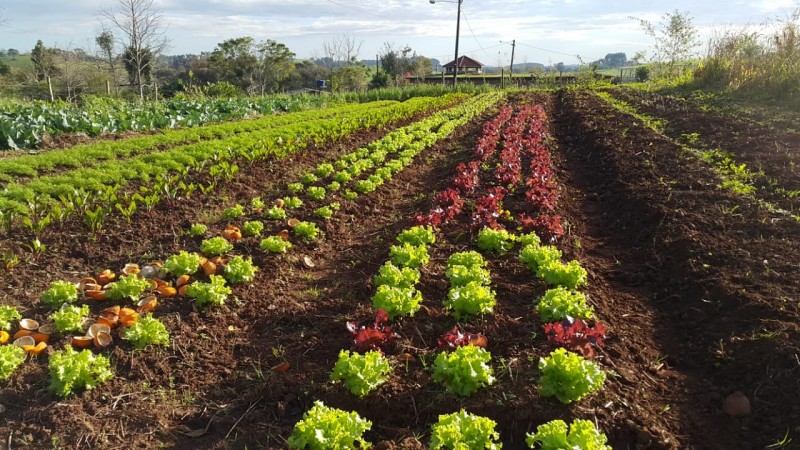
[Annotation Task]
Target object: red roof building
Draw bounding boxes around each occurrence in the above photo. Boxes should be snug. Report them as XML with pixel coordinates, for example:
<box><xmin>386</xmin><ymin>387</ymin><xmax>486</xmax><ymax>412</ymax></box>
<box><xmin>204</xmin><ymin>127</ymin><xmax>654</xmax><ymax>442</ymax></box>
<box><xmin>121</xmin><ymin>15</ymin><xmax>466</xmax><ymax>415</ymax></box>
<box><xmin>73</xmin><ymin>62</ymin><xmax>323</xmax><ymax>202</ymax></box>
<box><xmin>442</xmin><ymin>56</ymin><xmax>485</xmax><ymax>75</ymax></box>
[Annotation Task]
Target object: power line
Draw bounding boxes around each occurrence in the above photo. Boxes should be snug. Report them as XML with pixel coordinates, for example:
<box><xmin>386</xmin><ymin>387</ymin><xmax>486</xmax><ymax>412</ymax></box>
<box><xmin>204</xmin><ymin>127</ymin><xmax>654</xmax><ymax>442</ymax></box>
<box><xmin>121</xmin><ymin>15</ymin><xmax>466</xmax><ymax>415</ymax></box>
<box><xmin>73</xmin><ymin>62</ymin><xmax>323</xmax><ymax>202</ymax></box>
<box><xmin>320</xmin><ymin>0</ymin><xmax>390</xmax><ymax>19</ymax></box>
<box><xmin>460</xmin><ymin>11</ymin><xmax>491</xmax><ymax>59</ymax></box>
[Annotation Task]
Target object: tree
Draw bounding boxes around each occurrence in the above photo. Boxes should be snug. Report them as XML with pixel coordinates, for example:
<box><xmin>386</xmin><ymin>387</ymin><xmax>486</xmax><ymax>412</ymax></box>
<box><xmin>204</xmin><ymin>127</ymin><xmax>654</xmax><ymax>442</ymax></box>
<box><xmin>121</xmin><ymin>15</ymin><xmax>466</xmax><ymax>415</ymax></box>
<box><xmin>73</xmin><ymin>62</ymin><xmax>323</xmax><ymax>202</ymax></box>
<box><xmin>603</xmin><ymin>52</ymin><xmax>627</xmax><ymax>68</ymax></box>
<box><xmin>7</xmin><ymin>49</ymin><xmax>19</xmax><ymax>58</ymax></box>
<box><xmin>208</xmin><ymin>37</ymin><xmax>258</xmax><ymax>91</ymax></box>
<box><xmin>410</xmin><ymin>56</ymin><xmax>432</xmax><ymax>80</ymax></box>
<box><xmin>331</xmin><ymin>65</ymin><xmax>369</xmax><ymax>92</ymax></box>
<box><xmin>379</xmin><ymin>43</ymin><xmax>412</xmax><ymax>83</ymax></box>
<box><xmin>633</xmin><ymin>10</ymin><xmax>700</xmax><ymax>72</ymax></box>
<box><xmin>101</xmin><ymin>0</ymin><xmax>169</xmax><ymax>99</ymax></box>
<box><xmin>321</xmin><ymin>34</ymin><xmax>363</xmax><ymax>69</ymax></box>
<box><xmin>31</xmin><ymin>40</ymin><xmax>56</xmax><ymax>82</ymax></box>
<box><xmin>255</xmin><ymin>40</ymin><xmax>295</xmax><ymax>94</ymax></box>
<box><xmin>95</xmin><ymin>30</ymin><xmax>117</xmax><ymax>90</ymax></box>
<box><xmin>555</xmin><ymin>62</ymin><xmax>565</xmax><ymax>77</ymax></box>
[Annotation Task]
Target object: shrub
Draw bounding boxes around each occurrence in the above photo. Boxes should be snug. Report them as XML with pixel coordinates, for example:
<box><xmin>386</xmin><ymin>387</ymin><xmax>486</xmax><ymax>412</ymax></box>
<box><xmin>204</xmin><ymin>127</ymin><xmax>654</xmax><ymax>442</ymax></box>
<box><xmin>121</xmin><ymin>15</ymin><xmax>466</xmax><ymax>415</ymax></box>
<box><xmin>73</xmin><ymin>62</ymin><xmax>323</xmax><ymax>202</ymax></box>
<box><xmin>430</xmin><ymin>410</ymin><xmax>502</xmax><ymax>450</ymax></box>
<box><xmin>330</xmin><ymin>350</ymin><xmax>392</xmax><ymax>397</ymax></box>
<box><xmin>287</xmin><ymin>401</ymin><xmax>372</xmax><ymax>449</ymax></box>
<box><xmin>433</xmin><ymin>345</ymin><xmax>495</xmax><ymax>396</ymax></box>
<box><xmin>538</xmin><ymin>348</ymin><xmax>605</xmax><ymax>404</ymax></box>
<box><xmin>536</xmin><ymin>287</ymin><xmax>594</xmax><ymax>323</ymax></box>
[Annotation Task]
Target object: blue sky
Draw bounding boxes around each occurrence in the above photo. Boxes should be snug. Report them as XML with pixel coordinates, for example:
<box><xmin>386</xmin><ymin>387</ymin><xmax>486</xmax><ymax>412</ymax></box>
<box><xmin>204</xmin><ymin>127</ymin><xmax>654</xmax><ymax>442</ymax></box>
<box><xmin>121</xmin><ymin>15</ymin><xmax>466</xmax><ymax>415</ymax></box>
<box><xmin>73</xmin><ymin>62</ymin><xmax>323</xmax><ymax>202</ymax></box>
<box><xmin>0</xmin><ymin>0</ymin><xmax>798</xmax><ymax>65</ymax></box>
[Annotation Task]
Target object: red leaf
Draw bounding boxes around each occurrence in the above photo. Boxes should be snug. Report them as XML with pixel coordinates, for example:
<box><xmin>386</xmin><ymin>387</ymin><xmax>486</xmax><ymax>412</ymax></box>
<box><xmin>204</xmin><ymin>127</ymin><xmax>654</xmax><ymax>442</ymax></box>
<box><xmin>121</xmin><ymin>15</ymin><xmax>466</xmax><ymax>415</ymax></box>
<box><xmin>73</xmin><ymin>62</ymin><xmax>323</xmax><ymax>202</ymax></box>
<box><xmin>542</xmin><ymin>318</ymin><xmax>607</xmax><ymax>358</ymax></box>
<box><xmin>347</xmin><ymin>309</ymin><xmax>399</xmax><ymax>353</ymax></box>
<box><xmin>437</xmin><ymin>326</ymin><xmax>488</xmax><ymax>349</ymax></box>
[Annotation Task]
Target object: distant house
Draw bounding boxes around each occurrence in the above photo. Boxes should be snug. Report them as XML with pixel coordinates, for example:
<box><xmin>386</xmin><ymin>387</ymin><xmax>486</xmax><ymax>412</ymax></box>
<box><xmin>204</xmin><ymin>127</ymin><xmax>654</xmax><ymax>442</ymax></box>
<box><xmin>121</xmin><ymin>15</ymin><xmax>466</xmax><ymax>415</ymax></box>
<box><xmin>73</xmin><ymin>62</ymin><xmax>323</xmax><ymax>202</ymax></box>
<box><xmin>442</xmin><ymin>56</ymin><xmax>484</xmax><ymax>75</ymax></box>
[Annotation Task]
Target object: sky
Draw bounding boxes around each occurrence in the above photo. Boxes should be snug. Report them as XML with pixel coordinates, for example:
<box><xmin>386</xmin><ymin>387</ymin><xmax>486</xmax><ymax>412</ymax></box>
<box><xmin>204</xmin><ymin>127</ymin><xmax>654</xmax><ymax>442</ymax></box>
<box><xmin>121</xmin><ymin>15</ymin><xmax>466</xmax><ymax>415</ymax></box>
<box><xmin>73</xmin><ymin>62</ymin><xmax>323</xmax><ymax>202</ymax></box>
<box><xmin>0</xmin><ymin>0</ymin><xmax>798</xmax><ymax>66</ymax></box>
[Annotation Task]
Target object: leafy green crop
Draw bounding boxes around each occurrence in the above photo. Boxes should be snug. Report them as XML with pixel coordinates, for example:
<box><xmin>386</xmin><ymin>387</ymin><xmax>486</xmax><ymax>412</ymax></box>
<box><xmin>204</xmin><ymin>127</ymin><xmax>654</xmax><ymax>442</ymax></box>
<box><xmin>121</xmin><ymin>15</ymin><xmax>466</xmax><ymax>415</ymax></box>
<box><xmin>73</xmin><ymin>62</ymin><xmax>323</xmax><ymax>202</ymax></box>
<box><xmin>525</xmin><ymin>419</ymin><xmax>610</xmax><ymax>450</ymax></box>
<box><xmin>517</xmin><ymin>232</ymin><xmax>541</xmax><ymax>247</ymax></box>
<box><xmin>354</xmin><ymin>179</ymin><xmax>378</xmax><ymax>194</ymax></box>
<box><xmin>371</xmin><ymin>285</ymin><xmax>423</xmax><ymax>319</ymax></box>
<box><xmin>301</xmin><ymin>173</ymin><xmax>318</xmax><ymax>185</ymax></box>
<box><xmin>327</xmin><ymin>181</ymin><xmax>341</xmax><ymax>192</ymax></box>
<box><xmin>0</xmin><ymin>305</ymin><xmax>21</xmax><ymax>330</ymax></box>
<box><xmin>187</xmin><ymin>223</ymin><xmax>207</xmax><ymax>237</ymax></box>
<box><xmin>445</xmin><ymin>282</ymin><xmax>497</xmax><ymax>319</ymax></box>
<box><xmin>287</xmin><ymin>182</ymin><xmax>305</xmax><ymax>193</ymax></box>
<box><xmin>50</xmin><ymin>305</ymin><xmax>90</xmax><ymax>334</ymax></box>
<box><xmin>433</xmin><ymin>345</ymin><xmax>495</xmax><ymax>396</ymax></box>
<box><xmin>250</xmin><ymin>197</ymin><xmax>265</xmax><ymax>211</ymax></box>
<box><xmin>186</xmin><ymin>275</ymin><xmax>232</xmax><ymax>309</ymax></box>
<box><xmin>242</xmin><ymin>221</ymin><xmax>264</xmax><ymax>237</ymax></box>
<box><xmin>124</xmin><ymin>314</ymin><xmax>170</xmax><ymax>350</ymax></box>
<box><xmin>315</xmin><ymin>163</ymin><xmax>335</xmax><ymax>178</ymax></box>
<box><xmin>48</xmin><ymin>346</ymin><xmax>114</xmax><ymax>397</ymax></box>
<box><xmin>342</xmin><ymin>190</ymin><xmax>358</xmax><ymax>200</ymax></box>
<box><xmin>538</xmin><ymin>348</ymin><xmax>605</xmax><ymax>404</ymax></box>
<box><xmin>396</xmin><ymin>225</ymin><xmax>436</xmax><ymax>246</ymax></box>
<box><xmin>293</xmin><ymin>221</ymin><xmax>320</xmax><ymax>241</ymax></box>
<box><xmin>283</xmin><ymin>196</ymin><xmax>303</xmax><ymax>209</ymax></box>
<box><xmin>476</xmin><ymin>227</ymin><xmax>515</xmax><ymax>254</ymax></box>
<box><xmin>0</xmin><ymin>345</ymin><xmax>26</xmax><ymax>381</ymax></box>
<box><xmin>260</xmin><ymin>236</ymin><xmax>292</xmax><ymax>253</ymax></box>
<box><xmin>330</xmin><ymin>350</ymin><xmax>392</xmax><ymax>397</ymax></box>
<box><xmin>445</xmin><ymin>264</ymin><xmax>491</xmax><ymax>287</ymax></box>
<box><xmin>200</xmin><ymin>236</ymin><xmax>234</xmax><ymax>256</ymax></box>
<box><xmin>536</xmin><ymin>260</ymin><xmax>588</xmax><ymax>290</ymax></box>
<box><xmin>106</xmin><ymin>274</ymin><xmax>151</xmax><ymax>301</ymax></box>
<box><xmin>536</xmin><ymin>287</ymin><xmax>594</xmax><ymax>323</ymax></box>
<box><xmin>519</xmin><ymin>244</ymin><xmax>562</xmax><ymax>271</ymax></box>
<box><xmin>334</xmin><ymin>171</ymin><xmax>352</xmax><ymax>184</ymax></box>
<box><xmin>447</xmin><ymin>250</ymin><xmax>486</xmax><ymax>269</ymax></box>
<box><xmin>164</xmin><ymin>251</ymin><xmax>202</xmax><ymax>276</ymax></box>
<box><xmin>306</xmin><ymin>186</ymin><xmax>326</xmax><ymax>201</ymax></box>
<box><xmin>41</xmin><ymin>280</ymin><xmax>79</xmax><ymax>307</ymax></box>
<box><xmin>221</xmin><ymin>204</ymin><xmax>245</xmax><ymax>220</ymax></box>
<box><xmin>389</xmin><ymin>243</ymin><xmax>430</xmax><ymax>268</ymax></box>
<box><xmin>373</xmin><ymin>262</ymin><xmax>420</xmax><ymax>289</ymax></box>
<box><xmin>430</xmin><ymin>410</ymin><xmax>502</xmax><ymax>450</ymax></box>
<box><xmin>264</xmin><ymin>205</ymin><xmax>287</xmax><ymax>219</ymax></box>
<box><xmin>314</xmin><ymin>206</ymin><xmax>334</xmax><ymax>219</ymax></box>
<box><xmin>223</xmin><ymin>255</ymin><xmax>258</xmax><ymax>284</ymax></box>
<box><xmin>287</xmin><ymin>401</ymin><xmax>372</xmax><ymax>450</ymax></box>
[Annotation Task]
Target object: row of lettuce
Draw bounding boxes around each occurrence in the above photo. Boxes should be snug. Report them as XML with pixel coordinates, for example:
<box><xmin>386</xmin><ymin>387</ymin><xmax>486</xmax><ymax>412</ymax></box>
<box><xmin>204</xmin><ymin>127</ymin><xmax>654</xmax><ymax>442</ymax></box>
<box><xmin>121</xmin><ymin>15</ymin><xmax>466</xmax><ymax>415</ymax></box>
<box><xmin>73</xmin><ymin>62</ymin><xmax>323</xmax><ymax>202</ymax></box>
<box><xmin>0</xmin><ymin>95</ymin><xmax>464</xmax><ymax>258</ymax></box>
<box><xmin>287</xmin><ymin>101</ymin><xmax>612</xmax><ymax>449</ymax></box>
<box><xmin>1</xmin><ymin>95</ymin><xmax>330</xmax><ymax>150</ymax></box>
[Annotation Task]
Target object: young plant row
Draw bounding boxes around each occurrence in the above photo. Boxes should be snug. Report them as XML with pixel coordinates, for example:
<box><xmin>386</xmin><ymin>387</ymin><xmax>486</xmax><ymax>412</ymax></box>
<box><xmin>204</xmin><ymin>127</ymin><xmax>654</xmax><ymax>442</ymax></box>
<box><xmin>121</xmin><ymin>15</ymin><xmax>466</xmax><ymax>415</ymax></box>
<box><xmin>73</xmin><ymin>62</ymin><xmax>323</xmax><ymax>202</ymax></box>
<box><xmin>0</xmin><ymin>100</ymin><xmax>401</xmax><ymax>185</ymax></box>
<box><xmin>0</xmin><ymin>95</ymin><xmax>463</xmax><ymax>240</ymax></box>
<box><xmin>416</xmin><ymin>102</ymin><xmax>564</xmax><ymax>240</ymax></box>
<box><xmin>0</xmin><ymin>94</ymin><xmax>328</xmax><ymax>150</ymax></box>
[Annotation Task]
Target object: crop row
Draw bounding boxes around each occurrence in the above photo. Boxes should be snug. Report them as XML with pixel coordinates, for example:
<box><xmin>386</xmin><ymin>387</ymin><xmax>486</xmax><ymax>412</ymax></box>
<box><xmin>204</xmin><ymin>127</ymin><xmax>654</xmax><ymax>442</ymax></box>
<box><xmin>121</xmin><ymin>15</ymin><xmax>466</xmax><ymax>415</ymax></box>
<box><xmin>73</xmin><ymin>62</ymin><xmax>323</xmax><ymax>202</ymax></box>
<box><xmin>0</xmin><ymin>95</ymin><xmax>330</xmax><ymax>150</ymax></box>
<box><xmin>285</xmin><ymin>102</ymin><xmax>612</xmax><ymax>448</ymax></box>
<box><xmin>0</xmin><ymin>95</ymin><xmax>465</xmax><ymax>240</ymax></box>
<box><xmin>0</xmin><ymin>100</ymin><xmax>400</xmax><ymax>185</ymax></box>
<box><xmin>0</xmin><ymin>92</ymin><xmax>502</xmax><ymax>400</ymax></box>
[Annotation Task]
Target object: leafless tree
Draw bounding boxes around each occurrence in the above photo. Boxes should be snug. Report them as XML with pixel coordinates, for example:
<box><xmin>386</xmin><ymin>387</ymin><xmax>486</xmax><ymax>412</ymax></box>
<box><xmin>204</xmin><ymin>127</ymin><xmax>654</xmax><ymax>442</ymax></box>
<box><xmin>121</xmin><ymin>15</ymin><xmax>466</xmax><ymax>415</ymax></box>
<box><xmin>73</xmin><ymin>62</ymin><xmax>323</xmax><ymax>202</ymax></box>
<box><xmin>100</xmin><ymin>0</ymin><xmax>168</xmax><ymax>99</ymax></box>
<box><xmin>322</xmin><ymin>34</ymin><xmax>363</xmax><ymax>68</ymax></box>
<box><xmin>55</xmin><ymin>44</ymin><xmax>89</xmax><ymax>102</ymax></box>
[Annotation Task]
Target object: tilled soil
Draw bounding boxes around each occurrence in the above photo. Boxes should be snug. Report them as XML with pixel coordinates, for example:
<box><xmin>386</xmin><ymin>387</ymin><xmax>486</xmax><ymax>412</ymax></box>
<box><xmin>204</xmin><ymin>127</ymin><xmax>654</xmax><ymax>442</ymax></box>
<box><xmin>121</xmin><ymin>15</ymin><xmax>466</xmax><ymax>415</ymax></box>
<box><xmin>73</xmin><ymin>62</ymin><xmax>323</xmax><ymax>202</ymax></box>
<box><xmin>0</xmin><ymin>91</ymin><xmax>798</xmax><ymax>450</ymax></box>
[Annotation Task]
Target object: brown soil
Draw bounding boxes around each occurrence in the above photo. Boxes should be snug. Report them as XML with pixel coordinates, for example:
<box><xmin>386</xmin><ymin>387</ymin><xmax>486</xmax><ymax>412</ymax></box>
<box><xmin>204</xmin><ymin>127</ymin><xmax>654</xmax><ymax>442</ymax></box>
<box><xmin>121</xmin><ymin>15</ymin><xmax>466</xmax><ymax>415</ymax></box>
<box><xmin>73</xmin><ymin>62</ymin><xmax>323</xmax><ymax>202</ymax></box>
<box><xmin>0</xmin><ymin>90</ymin><xmax>798</xmax><ymax>450</ymax></box>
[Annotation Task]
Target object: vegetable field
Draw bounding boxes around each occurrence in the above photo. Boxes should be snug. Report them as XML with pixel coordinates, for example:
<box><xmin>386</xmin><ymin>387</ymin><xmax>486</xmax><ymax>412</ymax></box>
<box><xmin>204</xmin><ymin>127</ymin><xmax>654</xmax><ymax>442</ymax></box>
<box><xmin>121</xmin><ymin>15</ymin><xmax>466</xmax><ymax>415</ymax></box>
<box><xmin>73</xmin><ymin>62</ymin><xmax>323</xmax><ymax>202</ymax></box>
<box><xmin>0</xmin><ymin>89</ymin><xmax>798</xmax><ymax>449</ymax></box>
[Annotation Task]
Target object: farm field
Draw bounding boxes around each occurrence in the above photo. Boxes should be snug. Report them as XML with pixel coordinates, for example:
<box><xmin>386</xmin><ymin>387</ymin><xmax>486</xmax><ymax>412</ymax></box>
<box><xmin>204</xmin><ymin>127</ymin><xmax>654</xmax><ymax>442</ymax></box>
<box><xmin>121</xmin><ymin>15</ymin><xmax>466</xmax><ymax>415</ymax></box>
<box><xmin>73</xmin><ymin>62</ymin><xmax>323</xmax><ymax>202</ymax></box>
<box><xmin>0</xmin><ymin>89</ymin><xmax>798</xmax><ymax>450</ymax></box>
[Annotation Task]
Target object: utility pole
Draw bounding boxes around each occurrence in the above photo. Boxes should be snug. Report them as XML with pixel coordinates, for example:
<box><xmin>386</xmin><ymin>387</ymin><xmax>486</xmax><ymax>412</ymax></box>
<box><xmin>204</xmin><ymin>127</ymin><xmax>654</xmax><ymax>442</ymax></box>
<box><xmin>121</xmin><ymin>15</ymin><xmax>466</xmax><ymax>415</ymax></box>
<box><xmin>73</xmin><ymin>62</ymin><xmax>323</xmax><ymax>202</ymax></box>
<box><xmin>509</xmin><ymin>39</ymin><xmax>516</xmax><ymax>79</ymax></box>
<box><xmin>376</xmin><ymin>54</ymin><xmax>379</xmax><ymax>75</ymax></box>
<box><xmin>453</xmin><ymin>0</ymin><xmax>462</xmax><ymax>87</ymax></box>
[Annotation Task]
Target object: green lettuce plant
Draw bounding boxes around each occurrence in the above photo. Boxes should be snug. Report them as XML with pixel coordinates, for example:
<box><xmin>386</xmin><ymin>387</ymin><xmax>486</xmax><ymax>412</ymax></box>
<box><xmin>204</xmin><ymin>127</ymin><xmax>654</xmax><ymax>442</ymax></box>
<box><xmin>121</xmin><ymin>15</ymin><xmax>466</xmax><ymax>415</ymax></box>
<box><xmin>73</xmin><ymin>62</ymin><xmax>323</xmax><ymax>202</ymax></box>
<box><xmin>536</xmin><ymin>260</ymin><xmax>588</xmax><ymax>290</ymax></box>
<box><xmin>293</xmin><ymin>221</ymin><xmax>320</xmax><ymax>241</ymax></box>
<box><xmin>200</xmin><ymin>236</ymin><xmax>234</xmax><ymax>256</ymax></box>
<box><xmin>447</xmin><ymin>250</ymin><xmax>486</xmax><ymax>269</ymax></box>
<box><xmin>476</xmin><ymin>227</ymin><xmax>515</xmax><ymax>253</ymax></box>
<box><xmin>373</xmin><ymin>262</ymin><xmax>420</xmax><ymax>289</ymax></box>
<box><xmin>0</xmin><ymin>345</ymin><xmax>26</xmax><ymax>381</ymax></box>
<box><xmin>287</xmin><ymin>401</ymin><xmax>372</xmax><ymax>450</ymax></box>
<box><xmin>242</xmin><ymin>220</ymin><xmax>264</xmax><ymax>237</ymax></box>
<box><xmin>538</xmin><ymin>348</ymin><xmax>605</xmax><ymax>404</ymax></box>
<box><xmin>223</xmin><ymin>255</ymin><xmax>258</xmax><ymax>284</ymax></box>
<box><xmin>389</xmin><ymin>243</ymin><xmax>429</xmax><ymax>268</ymax></box>
<box><xmin>41</xmin><ymin>280</ymin><xmax>79</xmax><ymax>307</ymax></box>
<box><xmin>185</xmin><ymin>275</ymin><xmax>232</xmax><ymax>309</ymax></box>
<box><xmin>124</xmin><ymin>314</ymin><xmax>170</xmax><ymax>350</ymax></box>
<box><xmin>164</xmin><ymin>251</ymin><xmax>202</xmax><ymax>276</ymax></box>
<box><xmin>330</xmin><ymin>350</ymin><xmax>392</xmax><ymax>397</ymax></box>
<box><xmin>221</xmin><ymin>204</ymin><xmax>245</xmax><ymax>220</ymax></box>
<box><xmin>287</xmin><ymin>182</ymin><xmax>304</xmax><ymax>193</ymax></box>
<box><xmin>433</xmin><ymin>345</ymin><xmax>495</xmax><ymax>396</ymax></box>
<box><xmin>106</xmin><ymin>274</ymin><xmax>151</xmax><ymax>301</ymax></box>
<box><xmin>315</xmin><ymin>163</ymin><xmax>335</xmax><ymax>178</ymax></box>
<box><xmin>430</xmin><ymin>410</ymin><xmax>502</xmax><ymax>450</ymax></box>
<box><xmin>264</xmin><ymin>205</ymin><xmax>287</xmax><ymax>219</ymax></box>
<box><xmin>50</xmin><ymin>305</ymin><xmax>90</xmax><ymax>334</ymax></box>
<box><xmin>445</xmin><ymin>282</ymin><xmax>497</xmax><ymax>319</ymax></box>
<box><xmin>187</xmin><ymin>223</ymin><xmax>207</xmax><ymax>237</ymax></box>
<box><xmin>260</xmin><ymin>236</ymin><xmax>292</xmax><ymax>253</ymax></box>
<box><xmin>283</xmin><ymin>196</ymin><xmax>303</xmax><ymax>209</ymax></box>
<box><xmin>371</xmin><ymin>285</ymin><xmax>423</xmax><ymax>319</ymax></box>
<box><xmin>396</xmin><ymin>225</ymin><xmax>436</xmax><ymax>246</ymax></box>
<box><xmin>0</xmin><ymin>305</ymin><xmax>21</xmax><ymax>330</ymax></box>
<box><xmin>48</xmin><ymin>346</ymin><xmax>114</xmax><ymax>397</ymax></box>
<box><xmin>519</xmin><ymin>244</ymin><xmax>561</xmax><ymax>271</ymax></box>
<box><xmin>445</xmin><ymin>264</ymin><xmax>491</xmax><ymax>287</ymax></box>
<box><xmin>536</xmin><ymin>287</ymin><xmax>594</xmax><ymax>323</ymax></box>
<box><xmin>307</xmin><ymin>186</ymin><xmax>326</xmax><ymax>201</ymax></box>
<box><xmin>525</xmin><ymin>419</ymin><xmax>610</xmax><ymax>450</ymax></box>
